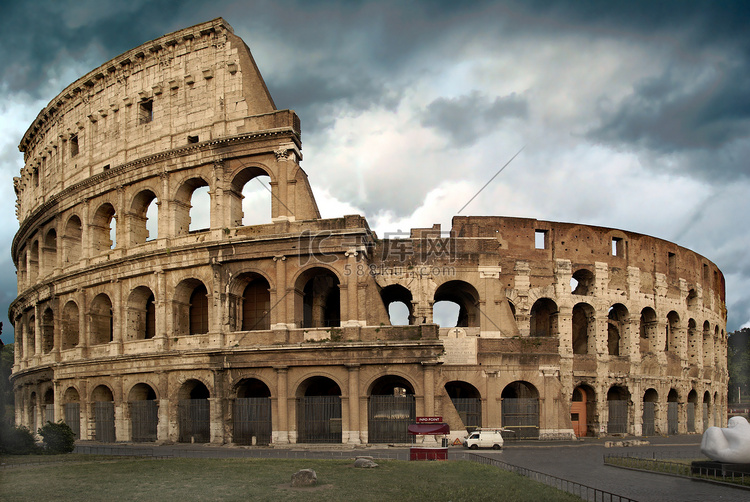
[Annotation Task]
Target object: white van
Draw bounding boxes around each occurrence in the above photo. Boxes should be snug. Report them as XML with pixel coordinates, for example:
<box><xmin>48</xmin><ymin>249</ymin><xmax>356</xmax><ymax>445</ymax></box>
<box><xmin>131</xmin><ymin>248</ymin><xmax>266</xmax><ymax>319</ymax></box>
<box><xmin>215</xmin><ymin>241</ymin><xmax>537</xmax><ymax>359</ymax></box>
<box><xmin>464</xmin><ymin>429</ymin><xmax>505</xmax><ymax>450</ymax></box>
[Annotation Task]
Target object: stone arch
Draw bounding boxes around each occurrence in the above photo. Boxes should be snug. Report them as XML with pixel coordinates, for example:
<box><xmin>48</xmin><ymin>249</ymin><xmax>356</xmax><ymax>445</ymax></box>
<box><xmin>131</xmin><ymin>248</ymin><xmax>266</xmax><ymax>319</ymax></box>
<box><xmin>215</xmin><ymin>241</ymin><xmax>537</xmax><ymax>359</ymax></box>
<box><xmin>571</xmin><ymin>268</ymin><xmax>594</xmax><ymax>295</ymax></box>
<box><xmin>41</xmin><ymin>307</ymin><xmax>54</xmax><ymax>354</ymax></box>
<box><xmin>607</xmin><ymin>303</ymin><xmax>628</xmax><ymax>356</ymax></box>
<box><xmin>62</xmin><ymin>214</ymin><xmax>82</xmax><ymax>265</ymax></box>
<box><xmin>642</xmin><ymin>388</ymin><xmax>659</xmax><ymax>436</ymax></box>
<box><xmin>296</xmin><ymin>375</ymin><xmax>342</xmax><ymax>443</ymax></box>
<box><xmin>501</xmin><ymin>381</ymin><xmax>539</xmax><ymax>439</ymax></box>
<box><xmin>129</xmin><ymin>189</ymin><xmax>159</xmax><ymax>245</ymax></box>
<box><xmin>91</xmin><ymin>384</ymin><xmax>115</xmax><ymax>443</ymax></box>
<box><xmin>42</xmin><ymin>228</ymin><xmax>57</xmax><ymax>275</ymax></box>
<box><xmin>530</xmin><ymin>298</ymin><xmax>558</xmax><ymax>337</ymax></box>
<box><xmin>127</xmin><ymin>286</ymin><xmax>156</xmax><ymax>340</ymax></box>
<box><xmin>572</xmin><ymin>302</ymin><xmax>595</xmax><ymax>355</ymax></box>
<box><xmin>89</xmin><ymin>293</ymin><xmax>113</xmax><ymax>345</ymax></box>
<box><xmin>380</xmin><ymin>284</ymin><xmax>414</xmax><ymax>326</ymax></box>
<box><xmin>666</xmin><ymin>311</ymin><xmax>680</xmax><ymax>353</ymax></box>
<box><xmin>687</xmin><ymin>289</ymin><xmax>699</xmax><ymax>310</ymax></box>
<box><xmin>368</xmin><ymin>375</ymin><xmax>416</xmax><ymax>443</ymax></box>
<box><xmin>178</xmin><ymin>379</ymin><xmax>211</xmax><ymax>443</ymax></box>
<box><xmin>241</xmin><ymin>275</ymin><xmax>271</xmax><ymax>331</ymax></box>
<box><xmin>639</xmin><ymin>307</ymin><xmax>657</xmax><ymax>354</ymax></box>
<box><xmin>174</xmin><ymin>278</ymin><xmax>210</xmax><ymax>336</ymax></box>
<box><xmin>445</xmin><ymin>381</ymin><xmax>482</xmax><ymax>430</ymax></box>
<box><xmin>702</xmin><ymin>320</ymin><xmax>713</xmax><ymax>367</ymax></box>
<box><xmin>29</xmin><ymin>239</ymin><xmax>39</xmax><ymax>281</ymax></box>
<box><xmin>43</xmin><ymin>387</ymin><xmax>55</xmax><ymax>424</ymax></box>
<box><xmin>61</xmin><ymin>301</ymin><xmax>79</xmax><ymax>350</ymax></box>
<box><xmin>175</xmin><ymin>176</ymin><xmax>211</xmax><ymax>235</ymax></box>
<box><xmin>667</xmin><ymin>388</ymin><xmax>680</xmax><ymax>435</ymax></box>
<box><xmin>128</xmin><ymin>382</ymin><xmax>158</xmax><ymax>442</ymax></box>
<box><xmin>607</xmin><ymin>385</ymin><xmax>630</xmax><ymax>434</ymax></box>
<box><xmin>433</xmin><ymin>280</ymin><xmax>480</xmax><ymax>328</ymax></box>
<box><xmin>687</xmin><ymin>318</ymin><xmax>699</xmax><ymax>365</ymax></box>
<box><xmin>62</xmin><ymin>386</ymin><xmax>81</xmax><ymax>438</ymax></box>
<box><xmin>294</xmin><ymin>267</ymin><xmax>341</xmax><ymax>328</ymax></box>
<box><xmin>26</xmin><ymin>312</ymin><xmax>36</xmax><ymax>355</ymax></box>
<box><xmin>17</xmin><ymin>246</ymin><xmax>27</xmax><ymax>286</ymax></box>
<box><xmin>687</xmin><ymin>389</ymin><xmax>698</xmax><ymax>433</ymax></box>
<box><xmin>229</xmin><ymin>165</ymin><xmax>273</xmax><ymax>227</ymax></box>
<box><xmin>233</xmin><ymin>378</ymin><xmax>272</xmax><ymax>445</ymax></box>
<box><xmin>91</xmin><ymin>202</ymin><xmax>117</xmax><ymax>253</ymax></box>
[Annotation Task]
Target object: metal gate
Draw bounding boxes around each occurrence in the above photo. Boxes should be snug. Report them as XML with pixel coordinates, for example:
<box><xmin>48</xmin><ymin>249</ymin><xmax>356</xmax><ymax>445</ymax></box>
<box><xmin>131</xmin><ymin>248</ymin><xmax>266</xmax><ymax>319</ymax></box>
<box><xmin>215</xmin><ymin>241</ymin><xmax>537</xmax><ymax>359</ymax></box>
<box><xmin>368</xmin><ymin>395</ymin><xmax>415</xmax><ymax>443</ymax></box>
<box><xmin>233</xmin><ymin>397</ymin><xmax>272</xmax><ymax>445</ymax></box>
<box><xmin>501</xmin><ymin>398</ymin><xmax>539</xmax><ymax>439</ymax></box>
<box><xmin>44</xmin><ymin>405</ymin><xmax>54</xmax><ymax>424</ymax></box>
<box><xmin>130</xmin><ymin>400</ymin><xmax>158</xmax><ymax>442</ymax></box>
<box><xmin>178</xmin><ymin>399</ymin><xmax>210</xmax><ymax>443</ymax></box>
<box><xmin>94</xmin><ymin>401</ymin><xmax>115</xmax><ymax>443</ymax></box>
<box><xmin>642</xmin><ymin>401</ymin><xmax>655</xmax><ymax>436</ymax></box>
<box><xmin>297</xmin><ymin>396</ymin><xmax>341</xmax><ymax>443</ymax></box>
<box><xmin>687</xmin><ymin>403</ymin><xmax>696</xmax><ymax>432</ymax></box>
<box><xmin>64</xmin><ymin>403</ymin><xmax>80</xmax><ymax>438</ymax></box>
<box><xmin>667</xmin><ymin>402</ymin><xmax>678</xmax><ymax>435</ymax></box>
<box><xmin>450</xmin><ymin>397</ymin><xmax>481</xmax><ymax>429</ymax></box>
<box><xmin>702</xmin><ymin>403</ymin><xmax>709</xmax><ymax>431</ymax></box>
<box><xmin>607</xmin><ymin>400</ymin><xmax>628</xmax><ymax>434</ymax></box>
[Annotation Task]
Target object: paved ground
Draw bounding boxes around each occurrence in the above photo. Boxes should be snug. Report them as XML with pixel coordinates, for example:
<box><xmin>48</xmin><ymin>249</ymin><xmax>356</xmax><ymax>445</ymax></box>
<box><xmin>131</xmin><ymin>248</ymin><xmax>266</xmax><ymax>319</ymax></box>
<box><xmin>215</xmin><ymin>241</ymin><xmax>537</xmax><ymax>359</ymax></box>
<box><xmin>73</xmin><ymin>436</ymin><xmax>750</xmax><ymax>502</ymax></box>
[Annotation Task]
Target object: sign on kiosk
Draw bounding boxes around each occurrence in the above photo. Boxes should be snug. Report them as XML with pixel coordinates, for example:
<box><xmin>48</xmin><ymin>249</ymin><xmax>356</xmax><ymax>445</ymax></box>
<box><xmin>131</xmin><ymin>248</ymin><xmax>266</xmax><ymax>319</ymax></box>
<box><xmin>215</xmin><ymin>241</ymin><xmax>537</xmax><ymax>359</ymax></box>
<box><xmin>416</xmin><ymin>416</ymin><xmax>442</xmax><ymax>423</ymax></box>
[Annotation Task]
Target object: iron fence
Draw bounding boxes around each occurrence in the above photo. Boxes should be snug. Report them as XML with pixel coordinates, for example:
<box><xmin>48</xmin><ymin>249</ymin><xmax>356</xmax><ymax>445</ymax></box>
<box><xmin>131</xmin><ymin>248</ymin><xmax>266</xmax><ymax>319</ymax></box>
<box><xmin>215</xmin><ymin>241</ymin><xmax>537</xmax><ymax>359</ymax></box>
<box><xmin>368</xmin><ymin>395</ymin><xmax>415</xmax><ymax>443</ymax></box>
<box><xmin>178</xmin><ymin>399</ymin><xmax>210</xmax><ymax>443</ymax></box>
<box><xmin>501</xmin><ymin>398</ymin><xmax>539</xmax><ymax>439</ymax></box>
<box><xmin>233</xmin><ymin>397</ymin><xmax>272</xmax><ymax>445</ymax></box>
<box><xmin>93</xmin><ymin>401</ymin><xmax>115</xmax><ymax>443</ymax></box>
<box><xmin>297</xmin><ymin>396</ymin><xmax>342</xmax><ymax>443</ymax></box>
<box><xmin>131</xmin><ymin>400</ymin><xmax>158</xmax><ymax>442</ymax></box>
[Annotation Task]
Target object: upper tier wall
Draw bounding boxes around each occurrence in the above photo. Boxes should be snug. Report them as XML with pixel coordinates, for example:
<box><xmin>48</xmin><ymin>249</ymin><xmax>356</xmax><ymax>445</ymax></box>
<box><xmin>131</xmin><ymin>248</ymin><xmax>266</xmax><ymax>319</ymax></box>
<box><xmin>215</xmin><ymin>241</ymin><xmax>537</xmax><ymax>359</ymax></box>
<box><xmin>14</xmin><ymin>17</ymin><xmax>276</xmax><ymax>224</ymax></box>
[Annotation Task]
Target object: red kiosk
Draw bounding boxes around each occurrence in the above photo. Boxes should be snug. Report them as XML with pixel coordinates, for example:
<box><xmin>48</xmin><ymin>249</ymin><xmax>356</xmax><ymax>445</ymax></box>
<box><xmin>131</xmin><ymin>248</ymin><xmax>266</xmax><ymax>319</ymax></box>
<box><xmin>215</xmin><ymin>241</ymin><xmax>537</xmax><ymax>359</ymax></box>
<box><xmin>408</xmin><ymin>416</ymin><xmax>450</xmax><ymax>460</ymax></box>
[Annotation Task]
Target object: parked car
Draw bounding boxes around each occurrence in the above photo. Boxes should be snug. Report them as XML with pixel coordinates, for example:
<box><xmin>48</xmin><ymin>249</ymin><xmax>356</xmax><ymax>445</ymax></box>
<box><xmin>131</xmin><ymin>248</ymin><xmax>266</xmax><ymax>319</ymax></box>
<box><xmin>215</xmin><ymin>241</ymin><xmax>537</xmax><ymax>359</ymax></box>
<box><xmin>463</xmin><ymin>428</ymin><xmax>505</xmax><ymax>449</ymax></box>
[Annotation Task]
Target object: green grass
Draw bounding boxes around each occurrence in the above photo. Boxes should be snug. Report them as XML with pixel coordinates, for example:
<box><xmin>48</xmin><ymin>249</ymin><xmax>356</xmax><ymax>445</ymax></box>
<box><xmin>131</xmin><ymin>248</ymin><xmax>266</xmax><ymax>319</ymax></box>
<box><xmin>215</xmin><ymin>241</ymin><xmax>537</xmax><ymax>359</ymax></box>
<box><xmin>0</xmin><ymin>456</ymin><xmax>581</xmax><ymax>501</ymax></box>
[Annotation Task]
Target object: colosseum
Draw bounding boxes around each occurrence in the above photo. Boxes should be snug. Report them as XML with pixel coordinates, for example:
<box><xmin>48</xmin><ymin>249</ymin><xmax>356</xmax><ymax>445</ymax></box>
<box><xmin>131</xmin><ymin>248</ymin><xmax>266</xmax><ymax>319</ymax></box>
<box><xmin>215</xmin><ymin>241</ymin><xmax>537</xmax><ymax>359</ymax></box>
<box><xmin>10</xmin><ymin>18</ymin><xmax>727</xmax><ymax>445</ymax></box>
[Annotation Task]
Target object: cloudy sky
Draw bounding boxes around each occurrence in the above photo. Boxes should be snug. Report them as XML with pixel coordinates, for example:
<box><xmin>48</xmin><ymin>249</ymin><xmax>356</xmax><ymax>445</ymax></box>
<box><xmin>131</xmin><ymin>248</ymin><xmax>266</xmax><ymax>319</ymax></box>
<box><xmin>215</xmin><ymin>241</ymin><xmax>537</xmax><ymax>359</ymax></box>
<box><xmin>1</xmin><ymin>0</ymin><xmax>750</xmax><ymax>344</ymax></box>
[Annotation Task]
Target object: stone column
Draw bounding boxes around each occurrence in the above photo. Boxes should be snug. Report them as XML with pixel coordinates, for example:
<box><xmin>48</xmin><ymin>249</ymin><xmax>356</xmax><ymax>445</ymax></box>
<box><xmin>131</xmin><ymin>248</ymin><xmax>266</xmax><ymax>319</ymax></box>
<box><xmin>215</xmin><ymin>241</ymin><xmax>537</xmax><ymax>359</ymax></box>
<box><xmin>346</xmin><ymin>364</ymin><xmax>361</xmax><ymax>444</ymax></box>
<box><xmin>274</xmin><ymin>367</ymin><xmax>289</xmax><ymax>444</ymax></box>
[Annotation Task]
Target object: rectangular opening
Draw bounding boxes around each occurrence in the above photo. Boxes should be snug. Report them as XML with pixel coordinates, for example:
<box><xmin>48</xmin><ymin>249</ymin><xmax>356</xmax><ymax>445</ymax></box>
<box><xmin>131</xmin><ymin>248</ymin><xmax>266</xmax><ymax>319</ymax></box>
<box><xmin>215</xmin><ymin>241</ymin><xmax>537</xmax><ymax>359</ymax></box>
<box><xmin>103</xmin><ymin>164</ymin><xmax>110</xmax><ymax>171</ymax></box>
<box><xmin>668</xmin><ymin>252</ymin><xmax>676</xmax><ymax>275</ymax></box>
<box><xmin>612</xmin><ymin>237</ymin><xmax>623</xmax><ymax>256</ymax></box>
<box><xmin>139</xmin><ymin>99</ymin><xmax>153</xmax><ymax>124</ymax></box>
<box><xmin>187</xmin><ymin>135</ymin><xmax>199</xmax><ymax>144</ymax></box>
<box><xmin>535</xmin><ymin>230</ymin><xmax>547</xmax><ymax>250</ymax></box>
<box><xmin>70</xmin><ymin>134</ymin><xmax>79</xmax><ymax>157</ymax></box>
<box><xmin>703</xmin><ymin>263</ymin><xmax>709</xmax><ymax>284</ymax></box>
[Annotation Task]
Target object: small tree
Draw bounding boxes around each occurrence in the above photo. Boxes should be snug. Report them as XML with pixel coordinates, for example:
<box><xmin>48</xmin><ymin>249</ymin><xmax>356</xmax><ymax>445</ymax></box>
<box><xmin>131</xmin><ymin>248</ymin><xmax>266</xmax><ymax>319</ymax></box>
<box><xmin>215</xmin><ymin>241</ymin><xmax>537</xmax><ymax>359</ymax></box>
<box><xmin>38</xmin><ymin>421</ymin><xmax>76</xmax><ymax>454</ymax></box>
<box><xmin>0</xmin><ymin>423</ymin><xmax>38</xmax><ymax>454</ymax></box>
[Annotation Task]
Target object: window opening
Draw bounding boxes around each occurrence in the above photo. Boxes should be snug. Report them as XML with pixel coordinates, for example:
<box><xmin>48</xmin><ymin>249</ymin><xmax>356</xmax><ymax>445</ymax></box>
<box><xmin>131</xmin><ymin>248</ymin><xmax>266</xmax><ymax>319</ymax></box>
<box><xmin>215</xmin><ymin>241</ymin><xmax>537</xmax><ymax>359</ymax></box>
<box><xmin>187</xmin><ymin>135</ymin><xmax>199</xmax><ymax>144</ymax></box>
<box><xmin>612</xmin><ymin>237</ymin><xmax>623</xmax><ymax>256</ymax></box>
<box><xmin>70</xmin><ymin>134</ymin><xmax>79</xmax><ymax>157</ymax></box>
<box><xmin>189</xmin><ymin>186</ymin><xmax>211</xmax><ymax>231</ymax></box>
<box><xmin>535</xmin><ymin>230</ymin><xmax>547</xmax><ymax>250</ymax></box>
<box><xmin>139</xmin><ymin>99</ymin><xmax>153</xmax><ymax>124</ymax></box>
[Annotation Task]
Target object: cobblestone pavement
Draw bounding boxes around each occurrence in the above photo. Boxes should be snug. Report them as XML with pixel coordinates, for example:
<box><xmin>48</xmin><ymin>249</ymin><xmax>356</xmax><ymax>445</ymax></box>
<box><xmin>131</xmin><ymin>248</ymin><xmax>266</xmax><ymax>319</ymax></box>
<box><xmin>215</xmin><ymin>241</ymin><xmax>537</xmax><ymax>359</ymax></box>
<box><xmin>73</xmin><ymin>437</ymin><xmax>750</xmax><ymax>502</ymax></box>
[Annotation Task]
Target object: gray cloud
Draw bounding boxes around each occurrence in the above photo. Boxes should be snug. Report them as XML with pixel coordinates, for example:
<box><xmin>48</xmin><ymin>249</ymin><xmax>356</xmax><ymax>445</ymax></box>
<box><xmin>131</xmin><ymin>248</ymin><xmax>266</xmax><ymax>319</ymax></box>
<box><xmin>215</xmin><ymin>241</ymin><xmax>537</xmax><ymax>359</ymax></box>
<box><xmin>420</xmin><ymin>91</ymin><xmax>528</xmax><ymax>147</ymax></box>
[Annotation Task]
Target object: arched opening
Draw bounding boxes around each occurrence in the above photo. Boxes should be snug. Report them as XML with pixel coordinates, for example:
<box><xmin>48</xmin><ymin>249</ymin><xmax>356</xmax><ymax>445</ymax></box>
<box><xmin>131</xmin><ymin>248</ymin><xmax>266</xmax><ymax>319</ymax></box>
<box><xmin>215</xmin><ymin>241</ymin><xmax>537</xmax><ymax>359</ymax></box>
<box><xmin>501</xmin><ymin>381</ymin><xmax>539</xmax><ymax>439</ymax></box>
<box><xmin>296</xmin><ymin>268</ymin><xmax>340</xmax><ymax>328</ymax></box>
<box><xmin>571</xmin><ymin>269</ymin><xmax>594</xmax><ymax>295</ymax></box>
<box><xmin>296</xmin><ymin>376</ymin><xmax>342</xmax><ymax>443</ymax></box>
<box><xmin>178</xmin><ymin>380</ymin><xmax>210</xmax><ymax>443</ymax></box>
<box><xmin>18</xmin><ymin>248</ymin><xmax>27</xmax><ymax>286</ymax></box>
<box><xmin>92</xmin><ymin>385</ymin><xmax>115</xmax><ymax>443</ymax></box>
<box><xmin>129</xmin><ymin>190</ymin><xmax>158</xmax><ymax>245</ymax></box>
<box><xmin>90</xmin><ymin>293</ymin><xmax>113</xmax><ymax>345</ymax></box>
<box><xmin>41</xmin><ymin>307</ymin><xmax>54</xmax><ymax>354</ymax></box>
<box><xmin>92</xmin><ymin>203</ymin><xmax>117</xmax><ymax>253</ymax></box>
<box><xmin>687</xmin><ymin>289</ymin><xmax>698</xmax><ymax>310</ymax></box>
<box><xmin>63</xmin><ymin>387</ymin><xmax>80</xmax><ymax>439</ymax></box>
<box><xmin>29</xmin><ymin>240</ymin><xmax>39</xmax><ymax>281</ymax></box>
<box><xmin>174</xmin><ymin>279</ymin><xmax>210</xmax><ymax>336</ymax></box>
<box><xmin>233</xmin><ymin>378</ymin><xmax>272</xmax><ymax>445</ymax></box>
<box><xmin>129</xmin><ymin>383</ymin><xmax>158</xmax><ymax>442</ymax></box>
<box><xmin>667</xmin><ymin>389</ymin><xmax>679</xmax><ymax>435</ymax></box>
<box><xmin>190</xmin><ymin>285</ymin><xmax>209</xmax><ymax>335</ymax></box>
<box><xmin>666</xmin><ymin>311</ymin><xmax>680</xmax><ymax>353</ymax></box>
<box><xmin>27</xmin><ymin>313</ymin><xmax>36</xmax><ymax>355</ymax></box>
<box><xmin>607</xmin><ymin>386</ymin><xmax>629</xmax><ymax>434</ymax></box>
<box><xmin>572</xmin><ymin>303</ymin><xmax>595</xmax><ymax>355</ymax></box>
<box><xmin>607</xmin><ymin>304</ymin><xmax>628</xmax><ymax>356</ymax></box>
<box><xmin>380</xmin><ymin>284</ymin><xmax>413</xmax><ymax>326</ymax></box>
<box><xmin>639</xmin><ymin>307</ymin><xmax>657</xmax><ymax>354</ymax></box>
<box><xmin>433</xmin><ymin>280</ymin><xmax>480</xmax><ymax>328</ymax></box>
<box><xmin>43</xmin><ymin>229</ymin><xmax>57</xmax><ymax>275</ymax></box>
<box><xmin>29</xmin><ymin>392</ymin><xmax>37</xmax><ymax>432</ymax></box>
<box><xmin>642</xmin><ymin>389</ymin><xmax>658</xmax><ymax>436</ymax></box>
<box><xmin>63</xmin><ymin>215</ymin><xmax>82</xmax><ymax>265</ymax></box>
<box><xmin>231</xmin><ymin>167</ymin><xmax>272</xmax><ymax>226</ymax></box>
<box><xmin>445</xmin><ymin>381</ymin><xmax>481</xmax><ymax>431</ymax></box>
<box><xmin>687</xmin><ymin>390</ymin><xmax>698</xmax><ymax>433</ymax></box>
<box><xmin>571</xmin><ymin>385</ymin><xmax>596</xmax><ymax>437</ymax></box>
<box><xmin>530</xmin><ymin>298</ymin><xmax>558</xmax><ymax>337</ymax></box>
<box><xmin>61</xmin><ymin>301</ymin><xmax>79</xmax><ymax>350</ymax></box>
<box><xmin>241</xmin><ymin>278</ymin><xmax>271</xmax><ymax>331</ymax></box>
<box><xmin>367</xmin><ymin>376</ymin><xmax>415</xmax><ymax>443</ymax></box>
<box><xmin>175</xmin><ymin>177</ymin><xmax>210</xmax><ymax>235</ymax></box>
<box><xmin>703</xmin><ymin>392</ymin><xmax>711</xmax><ymax>432</ymax></box>
<box><xmin>702</xmin><ymin>321</ymin><xmax>712</xmax><ymax>367</ymax></box>
<box><xmin>687</xmin><ymin>318</ymin><xmax>699</xmax><ymax>365</ymax></box>
<box><xmin>127</xmin><ymin>286</ymin><xmax>156</xmax><ymax>340</ymax></box>
<box><xmin>43</xmin><ymin>388</ymin><xmax>55</xmax><ymax>424</ymax></box>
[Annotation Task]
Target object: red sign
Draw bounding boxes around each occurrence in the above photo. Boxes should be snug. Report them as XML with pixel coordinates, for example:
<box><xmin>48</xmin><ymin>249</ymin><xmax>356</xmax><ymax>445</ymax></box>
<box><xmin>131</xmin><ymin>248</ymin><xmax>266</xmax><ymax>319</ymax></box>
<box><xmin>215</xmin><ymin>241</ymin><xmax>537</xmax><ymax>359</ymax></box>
<box><xmin>416</xmin><ymin>416</ymin><xmax>443</xmax><ymax>423</ymax></box>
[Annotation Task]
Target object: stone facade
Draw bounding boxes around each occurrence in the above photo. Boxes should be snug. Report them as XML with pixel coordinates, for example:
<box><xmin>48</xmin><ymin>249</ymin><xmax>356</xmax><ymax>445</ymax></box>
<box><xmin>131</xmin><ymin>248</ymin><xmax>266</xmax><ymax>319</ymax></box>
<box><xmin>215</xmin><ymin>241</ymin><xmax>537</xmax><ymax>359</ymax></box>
<box><xmin>10</xmin><ymin>18</ymin><xmax>728</xmax><ymax>445</ymax></box>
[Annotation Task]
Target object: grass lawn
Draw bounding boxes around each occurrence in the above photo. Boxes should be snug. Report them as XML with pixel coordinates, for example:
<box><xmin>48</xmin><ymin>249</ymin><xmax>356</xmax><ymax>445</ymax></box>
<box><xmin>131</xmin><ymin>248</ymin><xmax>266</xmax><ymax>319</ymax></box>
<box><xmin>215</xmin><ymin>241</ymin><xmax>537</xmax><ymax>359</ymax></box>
<box><xmin>0</xmin><ymin>455</ymin><xmax>581</xmax><ymax>501</ymax></box>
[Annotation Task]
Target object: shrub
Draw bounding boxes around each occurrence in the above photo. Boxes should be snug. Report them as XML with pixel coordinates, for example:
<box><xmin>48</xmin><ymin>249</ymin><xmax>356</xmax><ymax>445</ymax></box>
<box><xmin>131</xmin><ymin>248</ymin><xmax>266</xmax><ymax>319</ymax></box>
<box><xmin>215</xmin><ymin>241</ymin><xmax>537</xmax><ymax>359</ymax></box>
<box><xmin>0</xmin><ymin>423</ymin><xmax>39</xmax><ymax>454</ymax></box>
<box><xmin>38</xmin><ymin>421</ymin><xmax>76</xmax><ymax>454</ymax></box>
